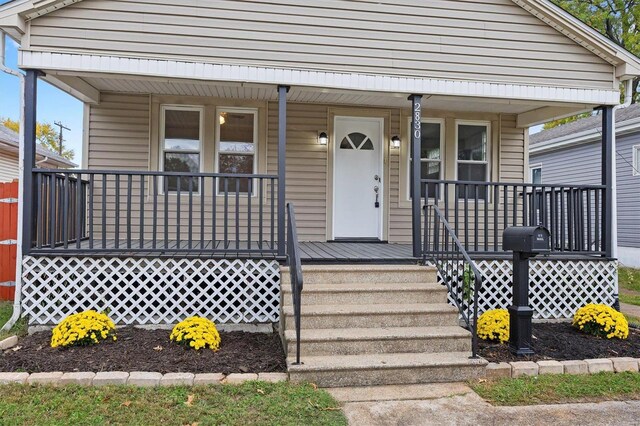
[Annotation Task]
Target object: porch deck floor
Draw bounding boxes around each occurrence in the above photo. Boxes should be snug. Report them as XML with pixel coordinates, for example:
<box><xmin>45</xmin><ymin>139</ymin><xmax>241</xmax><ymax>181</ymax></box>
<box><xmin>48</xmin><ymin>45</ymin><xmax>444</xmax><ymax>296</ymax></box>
<box><xmin>30</xmin><ymin>240</ymin><xmax>418</xmax><ymax>263</ymax></box>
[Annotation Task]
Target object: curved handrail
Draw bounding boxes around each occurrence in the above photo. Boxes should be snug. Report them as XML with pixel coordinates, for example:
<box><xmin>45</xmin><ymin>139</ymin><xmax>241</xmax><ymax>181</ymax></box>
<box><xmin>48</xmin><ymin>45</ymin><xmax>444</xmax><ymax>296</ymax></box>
<box><xmin>286</xmin><ymin>203</ymin><xmax>303</xmax><ymax>365</ymax></box>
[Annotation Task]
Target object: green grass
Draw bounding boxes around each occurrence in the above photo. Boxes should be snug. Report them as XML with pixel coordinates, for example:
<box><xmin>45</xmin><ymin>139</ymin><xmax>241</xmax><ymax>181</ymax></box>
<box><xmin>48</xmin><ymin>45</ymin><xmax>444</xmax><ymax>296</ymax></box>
<box><xmin>0</xmin><ymin>381</ymin><xmax>346</xmax><ymax>426</ymax></box>
<box><xmin>619</xmin><ymin>267</ymin><xmax>640</xmax><ymax>295</ymax></box>
<box><xmin>621</xmin><ymin>293</ymin><xmax>640</xmax><ymax>307</ymax></box>
<box><xmin>0</xmin><ymin>301</ymin><xmax>28</xmax><ymax>340</ymax></box>
<box><xmin>472</xmin><ymin>372</ymin><xmax>640</xmax><ymax>406</ymax></box>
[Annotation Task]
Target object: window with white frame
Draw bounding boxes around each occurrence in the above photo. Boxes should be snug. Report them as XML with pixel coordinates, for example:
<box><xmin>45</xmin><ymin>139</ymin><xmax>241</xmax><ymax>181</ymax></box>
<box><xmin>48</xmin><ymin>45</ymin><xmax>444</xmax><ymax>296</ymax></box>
<box><xmin>161</xmin><ymin>106</ymin><xmax>202</xmax><ymax>192</ymax></box>
<box><xmin>530</xmin><ymin>164</ymin><xmax>542</xmax><ymax>184</ymax></box>
<box><xmin>456</xmin><ymin>122</ymin><xmax>489</xmax><ymax>198</ymax></box>
<box><xmin>633</xmin><ymin>145</ymin><xmax>640</xmax><ymax>177</ymax></box>
<box><xmin>216</xmin><ymin>108</ymin><xmax>258</xmax><ymax>193</ymax></box>
<box><xmin>409</xmin><ymin>120</ymin><xmax>444</xmax><ymax>199</ymax></box>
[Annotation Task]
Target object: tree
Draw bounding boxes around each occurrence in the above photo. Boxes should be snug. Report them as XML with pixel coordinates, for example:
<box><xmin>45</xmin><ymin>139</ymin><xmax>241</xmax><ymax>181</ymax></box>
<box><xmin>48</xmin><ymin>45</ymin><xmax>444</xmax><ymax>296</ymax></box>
<box><xmin>0</xmin><ymin>117</ymin><xmax>75</xmax><ymax>160</ymax></box>
<box><xmin>543</xmin><ymin>112</ymin><xmax>593</xmax><ymax>130</ymax></box>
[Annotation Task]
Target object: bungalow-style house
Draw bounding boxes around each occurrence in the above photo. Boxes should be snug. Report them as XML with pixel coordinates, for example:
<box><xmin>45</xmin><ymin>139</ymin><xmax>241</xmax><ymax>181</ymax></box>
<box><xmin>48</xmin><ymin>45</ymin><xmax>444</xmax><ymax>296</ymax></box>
<box><xmin>0</xmin><ymin>124</ymin><xmax>76</xmax><ymax>181</ymax></box>
<box><xmin>1</xmin><ymin>0</ymin><xmax>640</xmax><ymax>387</ymax></box>
<box><xmin>530</xmin><ymin>104</ymin><xmax>640</xmax><ymax>268</ymax></box>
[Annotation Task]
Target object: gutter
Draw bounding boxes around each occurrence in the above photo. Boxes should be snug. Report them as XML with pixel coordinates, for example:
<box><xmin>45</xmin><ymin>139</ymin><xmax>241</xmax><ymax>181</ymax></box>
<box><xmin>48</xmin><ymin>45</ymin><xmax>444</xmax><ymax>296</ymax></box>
<box><xmin>0</xmin><ymin>30</ymin><xmax>24</xmax><ymax>332</ymax></box>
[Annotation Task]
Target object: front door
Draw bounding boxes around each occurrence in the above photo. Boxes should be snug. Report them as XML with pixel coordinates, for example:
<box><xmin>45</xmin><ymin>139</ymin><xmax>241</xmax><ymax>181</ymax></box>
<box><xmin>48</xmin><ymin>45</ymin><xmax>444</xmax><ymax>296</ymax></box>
<box><xmin>333</xmin><ymin>116</ymin><xmax>384</xmax><ymax>240</ymax></box>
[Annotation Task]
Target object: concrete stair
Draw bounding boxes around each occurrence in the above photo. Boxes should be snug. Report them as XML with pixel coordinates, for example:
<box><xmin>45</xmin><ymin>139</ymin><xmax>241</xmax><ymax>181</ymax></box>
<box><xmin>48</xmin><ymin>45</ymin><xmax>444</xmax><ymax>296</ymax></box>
<box><xmin>280</xmin><ymin>264</ymin><xmax>487</xmax><ymax>388</ymax></box>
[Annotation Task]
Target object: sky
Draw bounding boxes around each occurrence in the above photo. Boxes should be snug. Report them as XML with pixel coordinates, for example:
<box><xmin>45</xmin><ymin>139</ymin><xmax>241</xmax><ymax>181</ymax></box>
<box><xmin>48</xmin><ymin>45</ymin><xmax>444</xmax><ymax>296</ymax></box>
<box><xmin>1</xmin><ymin>26</ymin><xmax>83</xmax><ymax>165</ymax></box>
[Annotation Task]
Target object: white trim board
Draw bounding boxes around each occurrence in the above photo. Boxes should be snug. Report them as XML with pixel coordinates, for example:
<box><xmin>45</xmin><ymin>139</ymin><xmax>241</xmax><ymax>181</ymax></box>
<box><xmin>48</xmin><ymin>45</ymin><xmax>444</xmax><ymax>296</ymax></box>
<box><xmin>19</xmin><ymin>50</ymin><xmax>621</xmax><ymax>106</ymax></box>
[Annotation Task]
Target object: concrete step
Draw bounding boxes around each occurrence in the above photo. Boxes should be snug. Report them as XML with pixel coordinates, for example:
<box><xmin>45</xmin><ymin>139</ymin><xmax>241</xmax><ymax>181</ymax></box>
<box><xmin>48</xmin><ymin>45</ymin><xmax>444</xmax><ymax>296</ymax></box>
<box><xmin>281</xmin><ymin>282</ymin><xmax>446</xmax><ymax>306</ymax></box>
<box><xmin>280</xmin><ymin>265</ymin><xmax>437</xmax><ymax>285</ymax></box>
<box><xmin>288</xmin><ymin>352</ymin><xmax>488</xmax><ymax>388</ymax></box>
<box><xmin>282</xmin><ymin>303</ymin><xmax>459</xmax><ymax>330</ymax></box>
<box><xmin>283</xmin><ymin>326</ymin><xmax>471</xmax><ymax>356</ymax></box>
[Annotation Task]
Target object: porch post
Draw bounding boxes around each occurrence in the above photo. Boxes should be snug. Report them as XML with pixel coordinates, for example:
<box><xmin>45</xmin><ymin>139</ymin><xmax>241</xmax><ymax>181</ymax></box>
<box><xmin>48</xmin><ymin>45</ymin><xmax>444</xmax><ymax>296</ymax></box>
<box><xmin>22</xmin><ymin>69</ymin><xmax>41</xmax><ymax>256</ymax></box>
<box><xmin>410</xmin><ymin>94</ymin><xmax>422</xmax><ymax>258</ymax></box>
<box><xmin>277</xmin><ymin>85</ymin><xmax>289</xmax><ymax>257</ymax></box>
<box><xmin>601</xmin><ymin>106</ymin><xmax>614</xmax><ymax>259</ymax></box>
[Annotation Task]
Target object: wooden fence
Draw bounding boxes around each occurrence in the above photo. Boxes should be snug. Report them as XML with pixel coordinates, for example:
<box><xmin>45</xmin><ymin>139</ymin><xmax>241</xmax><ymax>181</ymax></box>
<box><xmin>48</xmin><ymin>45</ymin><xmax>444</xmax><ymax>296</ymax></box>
<box><xmin>0</xmin><ymin>181</ymin><xmax>18</xmax><ymax>301</ymax></box>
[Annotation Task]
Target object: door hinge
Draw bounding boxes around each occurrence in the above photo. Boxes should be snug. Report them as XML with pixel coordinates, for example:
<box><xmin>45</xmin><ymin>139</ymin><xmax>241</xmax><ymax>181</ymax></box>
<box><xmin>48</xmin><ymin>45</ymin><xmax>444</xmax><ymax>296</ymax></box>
<box><xmin>0</xmin><ymin>198</ymin><xmax>18</xmax><ymax>204</ymax></box>
<box><xmin>0</xmin><ymin>239</ymin><xmax>17</xmax><ymax>245</ymax></box>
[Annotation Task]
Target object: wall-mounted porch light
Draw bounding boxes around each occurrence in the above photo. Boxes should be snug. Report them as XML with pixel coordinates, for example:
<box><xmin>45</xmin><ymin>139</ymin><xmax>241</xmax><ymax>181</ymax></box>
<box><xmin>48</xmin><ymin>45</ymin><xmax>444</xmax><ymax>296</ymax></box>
<box><xmin>318</xmin><ymin>131</ymin><xmax>328</xmax><ymax>145</ymax></box>
<box><xmin>391</xmin><ymin>135</ymin><xmax>401</xmax><ymax>149</ymax></box>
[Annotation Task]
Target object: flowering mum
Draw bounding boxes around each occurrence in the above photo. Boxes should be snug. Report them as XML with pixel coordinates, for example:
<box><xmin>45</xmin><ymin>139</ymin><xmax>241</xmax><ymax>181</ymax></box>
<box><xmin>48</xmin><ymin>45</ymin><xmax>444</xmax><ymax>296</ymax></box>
<box><xmin>170</xmin><ymin>316</ymin><xmax>221</xmax><ymax>351</ymax></box>
<box><xmin>51</xmin><ymin>310</ymin><xmax>116</xmax><ymax>348</ymax></box>
<box><xmin>573</xmin><ymin>303</ymin><xmax>628</xmax><ymax>339</ymax></box>
<box><xmin>477</xmin><ymin>309</ymin><xmax>510</xmax><ymax>343</ymax></box>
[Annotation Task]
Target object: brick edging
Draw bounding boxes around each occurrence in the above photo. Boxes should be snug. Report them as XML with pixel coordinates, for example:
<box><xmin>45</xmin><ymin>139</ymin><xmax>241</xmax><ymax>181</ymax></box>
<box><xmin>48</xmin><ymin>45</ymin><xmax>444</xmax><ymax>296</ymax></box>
<box><xmin>486</xmin><ymin>358</ymin><xmax>640</xmax><ymax>379</ymax></box>
<box><xmin>0</xmin><ymin>371</ymin><xmax>289</xmax><ymax>386</ymax></box>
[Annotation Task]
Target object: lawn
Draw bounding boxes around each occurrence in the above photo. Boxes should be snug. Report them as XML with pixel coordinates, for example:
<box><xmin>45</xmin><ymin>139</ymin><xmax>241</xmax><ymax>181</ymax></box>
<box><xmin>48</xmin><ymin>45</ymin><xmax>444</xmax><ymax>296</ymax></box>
<box><xmin>0</xmin><ymin>381</ymin><xmax>347</xmax><ymax>426</ymax></box>
<box><xmin>0</xmin><ymin>301</ymin><xmax>28</xmax><ymax>340</ymax></box>
<box><xmin>619</xmin><ymin>267</ymin><xmax>640</xmax><ymax>294</ymax></box>
<box><xmin>472</xmin><ymin>372</ymin><xmax>640</xmax><ymax>406</ymax></box>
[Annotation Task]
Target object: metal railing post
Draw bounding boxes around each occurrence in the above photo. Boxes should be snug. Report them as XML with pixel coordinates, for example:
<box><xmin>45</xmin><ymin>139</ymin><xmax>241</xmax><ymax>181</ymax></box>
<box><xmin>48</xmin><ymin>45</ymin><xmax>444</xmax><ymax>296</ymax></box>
<box><xmin>410</xmin><ymin>94</ymin><xmax>423</xmax><ymax>257</ymax></box>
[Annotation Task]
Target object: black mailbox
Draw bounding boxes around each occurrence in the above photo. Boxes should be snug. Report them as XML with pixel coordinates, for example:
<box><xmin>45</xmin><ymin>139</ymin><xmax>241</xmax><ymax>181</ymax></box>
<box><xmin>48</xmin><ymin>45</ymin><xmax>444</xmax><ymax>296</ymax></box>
<box><xmin>503</xmin><ymin>225</ymin><xmax>550</xmax><ymax>357</ymax></box>
<box><xmin>503</xmin><ymin>226</ymin><xmax>551</xmax><ymax>254</ymax></box>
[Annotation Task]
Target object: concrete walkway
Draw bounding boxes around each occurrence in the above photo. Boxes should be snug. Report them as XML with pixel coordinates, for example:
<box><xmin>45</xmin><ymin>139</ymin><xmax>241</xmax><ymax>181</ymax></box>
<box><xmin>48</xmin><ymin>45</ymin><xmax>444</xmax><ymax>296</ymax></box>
<box><xmin>621</xmin><ymin>302</ymin><xmax>640</xmax><ymax>319</ymax></box>
<box><xmin>329</xmin><ymin>383</ymin><xmax>640</xmax><ymax>426</ymax></box>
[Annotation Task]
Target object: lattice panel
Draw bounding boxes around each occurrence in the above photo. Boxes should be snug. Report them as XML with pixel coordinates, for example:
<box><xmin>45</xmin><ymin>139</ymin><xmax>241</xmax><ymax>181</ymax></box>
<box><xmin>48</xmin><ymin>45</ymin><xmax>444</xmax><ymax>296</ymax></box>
<box><xmin>21</xmin><ymin>256</ymin><xmax>280</xmax><ymax>325</ymax></box>
<box><xmin>437</xmin><ymin>259</ymin><xmax>617</xmax><ymax>319</ymax></box>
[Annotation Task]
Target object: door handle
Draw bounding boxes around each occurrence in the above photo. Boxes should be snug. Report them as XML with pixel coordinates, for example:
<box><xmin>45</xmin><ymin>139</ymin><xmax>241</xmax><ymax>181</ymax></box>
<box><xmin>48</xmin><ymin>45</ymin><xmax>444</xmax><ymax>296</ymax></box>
<box><xmin>374</xmin><ymin>186</ymin><xmax>380</xmax><ymax>208</ymax></box>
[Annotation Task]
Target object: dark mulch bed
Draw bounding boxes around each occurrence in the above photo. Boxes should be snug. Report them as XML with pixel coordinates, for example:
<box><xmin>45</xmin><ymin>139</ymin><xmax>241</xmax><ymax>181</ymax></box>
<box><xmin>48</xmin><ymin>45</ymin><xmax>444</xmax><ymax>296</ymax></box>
<box><xmin>480</xmin><ymin>322</ymin><xmax>640</xmax><ymax>363</ymax></box>
<box><xmin>0</xmin><ymin>328</ymin><xmax>286</xmax><ymax>374</ymax></box>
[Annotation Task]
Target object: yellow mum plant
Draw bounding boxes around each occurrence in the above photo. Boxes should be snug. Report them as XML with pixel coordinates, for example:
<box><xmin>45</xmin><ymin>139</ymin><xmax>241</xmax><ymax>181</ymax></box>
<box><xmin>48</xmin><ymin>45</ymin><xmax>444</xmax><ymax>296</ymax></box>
<box><xmin>477</xmin><ymin>309</ymin><xmax>510</xmax><ymax>343</ymax></box>
<box><xmin>170</xmin><ymin>316</ymin><xmax>221</xmax><ymax>351</ymax></box>
<box><xmin>573</xmin><ymin>303</ymin><xmax>628</xmax><ymax>339</ymax></box>
<box><xmin>51</xmin><ymin>310</ymin><xmax>116</xmax><ymax>348</ymax></box>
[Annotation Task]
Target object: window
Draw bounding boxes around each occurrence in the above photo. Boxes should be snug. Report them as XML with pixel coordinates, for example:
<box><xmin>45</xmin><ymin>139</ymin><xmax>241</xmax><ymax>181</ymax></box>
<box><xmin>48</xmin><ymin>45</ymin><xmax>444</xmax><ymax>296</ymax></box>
<box><xmin>633</xmin><ymin>145</ymin><xmax>640</xmax><ymax>177</ymax></box>
<box><xmin>456</xmin><ymin>122</ymin><xmax>489</xmax><ymax>198</ymax></box>
<box><xmin>408</xmin><ymin>120</ymin><xmax>443</xmax><ymax>199</ymax></box>
<box><xmin>161</xmin><ymin>107</ymin><xmax>202</xmax><ymax>192</ymax></box>
<box><xmin>216</xmin><ymin>108</ymin><xmax>258</xmax><ymax>193</ymax></box>
<box><xmin>530</xmin><ymin>164</ymin><xmax>542</xmax><ymax>184</ymax></box>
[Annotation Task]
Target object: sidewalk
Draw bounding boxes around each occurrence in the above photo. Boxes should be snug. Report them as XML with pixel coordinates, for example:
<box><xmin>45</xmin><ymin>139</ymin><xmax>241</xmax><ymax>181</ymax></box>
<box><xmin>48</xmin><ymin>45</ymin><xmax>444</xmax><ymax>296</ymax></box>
<box><xmin>330</xmin><ymin>383</ymin><xmax>640</xmax><ymax>426</ymax></box>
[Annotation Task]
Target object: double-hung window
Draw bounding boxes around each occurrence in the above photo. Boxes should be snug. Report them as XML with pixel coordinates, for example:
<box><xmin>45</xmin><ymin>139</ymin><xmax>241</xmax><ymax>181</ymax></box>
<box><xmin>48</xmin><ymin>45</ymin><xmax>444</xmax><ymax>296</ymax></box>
<box><xmin>409</xmin><ymin>120</ymin><xmax>444</xmax><ymax>199</ymax></box>
<box><xmin>456</xmin><ymin>122</ymin><xmax>490</xmax><ymax>199</ymax></box>
<box><xmin>161</xmin><ymin>106</ymin><xmax>203</xmax><ymax>192</ymax></box>
<box><xmin>530</xmin><ymin>165</ymin><xmax>542</xmax><ymax>184</ymax></box>
<box><xmin>216</xmin><ymin>108</ymin><xmax>258</xmax><ymax>194</ymax></box>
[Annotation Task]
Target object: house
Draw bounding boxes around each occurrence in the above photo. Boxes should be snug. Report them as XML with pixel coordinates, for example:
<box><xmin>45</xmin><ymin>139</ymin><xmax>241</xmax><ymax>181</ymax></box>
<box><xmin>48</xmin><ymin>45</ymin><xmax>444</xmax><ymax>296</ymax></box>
<box><xmin>1</xmin><ymin>0</ymin><xmax>639</xmax><ymax>387</ymax></box>
<box><xmin>530</xmin><ymin>104</ymin><xmax>640</xmax><ymax>268</ymax></box>
<box><xmin>0</xmin><ymin>124</ymin><xmax>76</xmax><ymax>181</ymax></box>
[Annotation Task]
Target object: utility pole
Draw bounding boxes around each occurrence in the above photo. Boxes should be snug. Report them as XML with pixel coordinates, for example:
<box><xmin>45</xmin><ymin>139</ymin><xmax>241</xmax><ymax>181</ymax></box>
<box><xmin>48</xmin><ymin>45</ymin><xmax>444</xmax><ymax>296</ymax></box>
<box><xmin>53</xmin><ymin>121</ymin><xmax>70</xmax><ymax>156</ymax></box>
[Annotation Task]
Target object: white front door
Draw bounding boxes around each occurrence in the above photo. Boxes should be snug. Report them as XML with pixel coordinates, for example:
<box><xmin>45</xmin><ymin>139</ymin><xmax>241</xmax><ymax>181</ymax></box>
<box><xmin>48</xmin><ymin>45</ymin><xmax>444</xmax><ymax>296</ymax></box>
<box><xmin>333</xmin><ymin>116</ymin><xmax>384</xmax><ymax>240</ymax></box>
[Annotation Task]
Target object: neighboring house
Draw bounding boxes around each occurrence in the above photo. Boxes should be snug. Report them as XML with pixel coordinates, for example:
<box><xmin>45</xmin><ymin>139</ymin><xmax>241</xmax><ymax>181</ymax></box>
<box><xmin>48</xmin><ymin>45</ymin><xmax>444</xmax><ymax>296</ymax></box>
<box><xmin>0</xmin><ymin>124</ymin><xmax>76</xmax><ymax>181</ymax></box>
<box><xmin>2</xmin><ymin>0</ymin><xmax>640</xmax><ymax>387</ymax></box>
<box><xmin>530</xmin><ymin>104</ymin><xmax>640</xmax><ymax>268</ymax></box>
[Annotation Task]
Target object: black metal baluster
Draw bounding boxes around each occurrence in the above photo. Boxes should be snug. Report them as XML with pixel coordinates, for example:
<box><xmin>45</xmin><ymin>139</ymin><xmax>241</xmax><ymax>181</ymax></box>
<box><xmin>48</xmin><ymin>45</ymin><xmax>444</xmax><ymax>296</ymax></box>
<box><xmin>493</xmin><ymin>184</ymin><xmax>499</xmax><ymax>251</ymax></box>
<box><xmin>164</xmin><ymin>176</ymin><xmax>169</xmax><ymax>249</ymax></box>
<box><xmin>188</xmin><ymin>176</ymin><xmax>193</xmax><ymax>250</ymax></box>
<box><xmin>176</xmin><ymin>176</ymin><xmax>181</xmax><ymax>249</ymax></box>
<box><xmin>101</xmin><ymin>174</ymin><xmax>106</xmax><ymax>249</ymax></box>
<box><xmin>115</xmin><ymin>174</ymin><xmax>120</xmax><ymax>249</ymax></box>
<box><xmin>224</xmin><ymin>178</ymin><xmax>229</xmax><ymax>249</ymax></box>
<box><xmin>139</xmin><ymin>174</ymin><xmax>145</xmax><ymax>250</ymax></box>
<box><xmin>200</xmin><ymin>176</ymin><xmax>205</xmax><ymax>249</ymax></box>
<box><xmin>259</xmin><ymin>177</ymin><xmax>264</xmax><ymax>250</ymax></box>
<box><xmin>76</xmin><ymin>172</ymin><xmax>82</xmax><ymax>249</ymax></box>
<box><xmin>126</xmin><ymin>174</ymin><xmax>132</xmax><ymax>249</ymax></box>
<box><xmin>89</xmin><ymin>174</ymin><xmax>94</xmax><ymax>250</ymax></box>
<box><xmin>152</xmin><ymin>175</ymin><xmax>158</xmax><ymax>250</ymax></box>
<box><xmin>247</xmin><ymin>178</ymin><xmax>252</xmax><ymax>251</ymax></box>
<box><xmin>235</xmin><ymin>177</ymin><xmax>240</xmax><ymax>251</ymax></box>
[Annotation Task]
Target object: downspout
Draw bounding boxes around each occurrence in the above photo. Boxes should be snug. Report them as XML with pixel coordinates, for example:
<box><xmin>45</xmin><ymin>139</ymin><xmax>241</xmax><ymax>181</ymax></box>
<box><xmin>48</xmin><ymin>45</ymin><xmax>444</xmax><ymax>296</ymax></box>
<box><xmin>0</xmin><ymin>30</ymin><xmax>25</xmax><ymax>331</ymax></box>
<box><xmin>611</xmin><ymin>79</ymin><xmax>633</xmax><ymax>311</ymax></box>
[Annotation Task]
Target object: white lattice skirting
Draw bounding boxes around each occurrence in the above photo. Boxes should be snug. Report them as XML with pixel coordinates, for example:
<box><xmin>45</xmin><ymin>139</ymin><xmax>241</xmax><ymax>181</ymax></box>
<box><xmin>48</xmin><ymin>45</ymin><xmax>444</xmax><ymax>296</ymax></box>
<box><xmin>450</xmin><ymin>258</ymin><xmax>617</xmax><ymax>319</ymax></box>
<box><xmin>21</xmin><ymin>256</ymin><xmax>280</xmax><ymax>325</ymax></box>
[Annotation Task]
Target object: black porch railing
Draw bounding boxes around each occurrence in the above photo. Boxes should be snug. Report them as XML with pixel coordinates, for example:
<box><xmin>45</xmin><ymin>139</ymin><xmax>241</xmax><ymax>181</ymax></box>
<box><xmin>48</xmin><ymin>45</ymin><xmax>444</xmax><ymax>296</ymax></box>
<box><xmin>422</xmin><ymin>180</ymin><xmax>606</xmax><ymax>256</ymax></box>
<box><xmin>30</xmin><ymin>169</ymin><xmax>281</xmax><ymax>257</ymax></box>
<box><xmin>425</xmin><ymin>204</ymin><xmax>481</xmax><ymax>358</ymax></box>
<box><xmin>286</xmin><ymin>203</ymin><xmax>303</xmax><ymax>365</ymax></box>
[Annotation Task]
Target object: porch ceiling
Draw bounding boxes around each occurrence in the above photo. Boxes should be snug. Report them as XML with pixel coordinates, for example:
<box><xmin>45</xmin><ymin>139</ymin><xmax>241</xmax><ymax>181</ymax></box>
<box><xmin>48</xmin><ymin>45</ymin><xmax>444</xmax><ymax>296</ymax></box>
<box><xmin>46</xmin><ymin>72</ymin><xmax>597</xmax><ymax>125</ymax></box>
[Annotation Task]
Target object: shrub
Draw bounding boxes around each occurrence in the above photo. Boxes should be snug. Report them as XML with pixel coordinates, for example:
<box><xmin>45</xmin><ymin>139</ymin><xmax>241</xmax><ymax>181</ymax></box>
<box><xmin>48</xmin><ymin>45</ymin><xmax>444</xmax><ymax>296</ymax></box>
<box><xmin>477</xmin><ymin>309</ymin><xmax>510</xmax><ymax>343</ymax></box>
<box><xmin>51</xmin><ymin>310</ymin><xmax>116</xmax><ymax>348</ymax></box>
<box><xmin>573</xmin><ymin>303</ymin><xmax>629</xmax><ymax>339</ymax></box>
<box><xmin>170</xmin><ymin>316</ymin><xmax>221</xmax><ymax>351</ymax></box>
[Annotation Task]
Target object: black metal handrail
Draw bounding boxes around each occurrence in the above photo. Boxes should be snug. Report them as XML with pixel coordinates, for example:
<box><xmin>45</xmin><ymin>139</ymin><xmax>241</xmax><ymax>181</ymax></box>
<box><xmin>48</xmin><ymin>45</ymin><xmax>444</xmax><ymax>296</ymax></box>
<box><xmin>31</xmin><ymin>169</ymin><xmax>281</xmax><ymax>257</ymax></box>
<box><xmin>286</xmin><ymin>203</ymin><xmax>303</xmax><ymax>365</ymax></box>
<box><xmin>421</xmin><ymin>179</ymin><xmax>606</xmax><ymax>256</ymax></box>
<box><xmin>424</xmin><ymin>204</ymin><xmax>482</xmax><ymax>358</ymax></box>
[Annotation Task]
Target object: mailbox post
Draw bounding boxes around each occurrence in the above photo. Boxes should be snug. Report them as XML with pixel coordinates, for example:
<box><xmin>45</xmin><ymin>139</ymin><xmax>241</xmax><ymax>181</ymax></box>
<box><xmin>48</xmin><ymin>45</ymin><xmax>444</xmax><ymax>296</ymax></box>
<box><xmin>503</xmin><ymin>226</ymin><xmax>551</xmax><ymax>356</ymax></box>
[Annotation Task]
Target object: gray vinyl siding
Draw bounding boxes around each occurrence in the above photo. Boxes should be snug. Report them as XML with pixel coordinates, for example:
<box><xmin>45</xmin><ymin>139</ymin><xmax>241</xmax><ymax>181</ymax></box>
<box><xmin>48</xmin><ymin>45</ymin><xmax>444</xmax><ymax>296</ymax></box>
<box><xmin>530</xmin><ymin>133</ymin><xmax>640</xmax><ymax>248</ymax></box>
<box><xmin>0</xmin><ymin>152</ymin><xmax>19</xmax><ymax>183</ymax></box>
<box><xmin>27</xmin><ymin>0</ymin><xmax>614</xmax><ymax>89</ymax></box>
